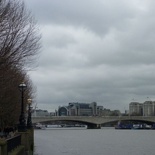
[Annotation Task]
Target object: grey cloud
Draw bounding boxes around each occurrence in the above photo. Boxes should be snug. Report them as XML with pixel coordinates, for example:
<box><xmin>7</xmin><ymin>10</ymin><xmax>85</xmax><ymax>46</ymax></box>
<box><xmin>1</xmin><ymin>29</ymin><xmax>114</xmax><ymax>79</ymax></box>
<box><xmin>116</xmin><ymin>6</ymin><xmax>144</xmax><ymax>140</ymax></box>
<box><xmin>25</xmin><ymin>0</ymin><xmax>155</xmax><ymax>112</ymax></box>
<box><xmin>25</xmin><ymin>0</ymin><xmax>135</xmax><ymax>35</ymax></box>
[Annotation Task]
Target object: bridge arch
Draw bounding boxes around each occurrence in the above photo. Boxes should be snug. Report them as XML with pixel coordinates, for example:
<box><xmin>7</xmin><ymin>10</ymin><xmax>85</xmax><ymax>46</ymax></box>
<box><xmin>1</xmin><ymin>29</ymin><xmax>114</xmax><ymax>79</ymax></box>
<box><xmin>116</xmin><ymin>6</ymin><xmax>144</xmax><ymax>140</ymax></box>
<box><xmin>33</xmin><ymin>117</ymin><xmax>101</xmax><ymax>129</ymax></box>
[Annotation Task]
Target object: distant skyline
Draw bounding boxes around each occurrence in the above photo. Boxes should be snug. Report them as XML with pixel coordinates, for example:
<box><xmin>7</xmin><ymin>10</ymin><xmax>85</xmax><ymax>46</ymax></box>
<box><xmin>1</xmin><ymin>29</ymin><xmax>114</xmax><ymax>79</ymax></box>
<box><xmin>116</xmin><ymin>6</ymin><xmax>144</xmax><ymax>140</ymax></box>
<box><xmin>25</xmin><ymin>0</ymin><xmax>155</xmax><ymax>112</ymax></box>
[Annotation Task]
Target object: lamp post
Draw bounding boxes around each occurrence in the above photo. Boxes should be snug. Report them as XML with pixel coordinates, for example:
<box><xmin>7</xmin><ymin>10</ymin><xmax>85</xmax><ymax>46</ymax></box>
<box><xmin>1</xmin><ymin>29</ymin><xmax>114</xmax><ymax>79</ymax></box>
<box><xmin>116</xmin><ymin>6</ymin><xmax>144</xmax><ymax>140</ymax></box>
<box><xmin>18</xmin><ymin>82</ymin><xmax>27</xmax><ymax>132</ymax></box>
<box><xmin>27</xmin><ymin>99</ymin><xmax>32</xmax><ymax>129</ymax></box>
<box><xmin>77</xmin><ymin>106</ymin><xmax>79</xmax><ymax>116</ymax></box>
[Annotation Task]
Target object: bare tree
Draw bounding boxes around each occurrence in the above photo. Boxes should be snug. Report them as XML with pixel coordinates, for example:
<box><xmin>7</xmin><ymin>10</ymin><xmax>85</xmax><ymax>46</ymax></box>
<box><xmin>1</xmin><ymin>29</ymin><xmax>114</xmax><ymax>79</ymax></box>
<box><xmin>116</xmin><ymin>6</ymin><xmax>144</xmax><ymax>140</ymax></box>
<box><xmin>0</xmin><ymin>0</ymin><xmax>41</xmax><ymax>128</ymax></box>
<box><xmin>0</xmin><ymin>0</ymin><xmax>40</xmax><ymax>69</ymax></box>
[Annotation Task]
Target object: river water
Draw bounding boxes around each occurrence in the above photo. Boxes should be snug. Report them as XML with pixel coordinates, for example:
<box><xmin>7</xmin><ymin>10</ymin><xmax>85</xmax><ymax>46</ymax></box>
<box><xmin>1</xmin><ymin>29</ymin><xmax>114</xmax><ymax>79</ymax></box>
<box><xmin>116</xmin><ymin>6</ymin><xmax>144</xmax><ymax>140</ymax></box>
<box><xmin>34</xmin><ymin>128</ymin><xmax>155</xmax><ymax>155</ymax></box>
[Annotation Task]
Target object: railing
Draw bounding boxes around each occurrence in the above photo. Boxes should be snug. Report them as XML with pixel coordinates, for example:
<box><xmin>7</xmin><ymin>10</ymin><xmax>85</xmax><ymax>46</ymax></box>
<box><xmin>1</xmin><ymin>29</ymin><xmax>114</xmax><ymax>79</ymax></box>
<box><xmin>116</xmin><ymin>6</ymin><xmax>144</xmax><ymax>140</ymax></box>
<box><xmin>7</xmin><ymin>134</ymin><xmax>21</xmax><ymax>153</ymax></box>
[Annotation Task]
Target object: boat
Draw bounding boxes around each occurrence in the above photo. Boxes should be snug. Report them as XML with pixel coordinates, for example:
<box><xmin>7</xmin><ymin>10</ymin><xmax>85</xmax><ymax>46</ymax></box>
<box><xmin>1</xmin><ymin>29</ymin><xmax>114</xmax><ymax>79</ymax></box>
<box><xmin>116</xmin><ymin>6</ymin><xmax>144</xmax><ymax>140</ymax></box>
<box><xmin>45</xmin><ymin>124</ymin><xmax>87</xmax><ymax>129</ymax></box>
<box><xmin>34</xmin><ymin>123</ymin><xmax>46</xmax><ymax>129</ymax></box>
<box><xmin>115</xmin><ymin>121</ymin><xmax>132</xmax><ymax>129</ymax></box>
<box><xmin>46</xmin><ymin>125</ymin><xmax>62</xmax><ymax>128</ymax></box>
<box><xmin>115</xmin><ymin>122</ymin><xmax>152</xmax><ymax>130</ymax></box>
<box><xmin>151</xmin><ymin>123</ymin><xmax>155</xmax><ymax>129</ymax></box>
<box><xmin>115</xmin><ymin>124</ymin><xmax>132</xmax><ymax>129</ymax></box>
<box><xmin>132</xmin><ymin>124</ymin><xmax>152</xmax><ymax>130</ymax></box>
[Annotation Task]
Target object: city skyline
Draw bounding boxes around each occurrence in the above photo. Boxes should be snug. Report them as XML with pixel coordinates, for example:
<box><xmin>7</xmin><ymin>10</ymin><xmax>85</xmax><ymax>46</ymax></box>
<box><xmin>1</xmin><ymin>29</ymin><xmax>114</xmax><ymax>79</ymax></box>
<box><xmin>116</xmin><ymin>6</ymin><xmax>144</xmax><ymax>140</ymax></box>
<box><xmin>33</xmin><ymin>99</ymin><xmax>155</xmax><ymax>114</ymax></box>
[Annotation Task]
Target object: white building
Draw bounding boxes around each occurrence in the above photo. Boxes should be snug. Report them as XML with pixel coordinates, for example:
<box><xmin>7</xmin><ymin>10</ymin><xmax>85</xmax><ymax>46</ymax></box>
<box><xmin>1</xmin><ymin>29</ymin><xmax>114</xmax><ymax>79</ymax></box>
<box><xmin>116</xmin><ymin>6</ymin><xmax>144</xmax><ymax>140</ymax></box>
<box><xmin>129</xmin><ymin>101</ymin><xmax>155</xmax><ymax>116</ymax></box>
<box><xmin>143</xmin><ymin>101</ymin><xmax>155</xmax><ymax>116</ymax></box>
<box><xmin>129</xmin><ymin>102</ymin><xmax>143</xmax><ymax>116</ymax></box>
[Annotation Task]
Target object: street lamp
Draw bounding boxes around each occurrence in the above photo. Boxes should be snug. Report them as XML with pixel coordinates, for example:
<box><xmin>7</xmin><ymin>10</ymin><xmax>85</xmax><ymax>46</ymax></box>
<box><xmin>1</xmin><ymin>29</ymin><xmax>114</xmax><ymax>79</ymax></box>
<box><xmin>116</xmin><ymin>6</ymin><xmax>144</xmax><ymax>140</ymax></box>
<box><xmin>27</xmin><ymin>99</ymin><xmax>32</xmax><ymax>129</ymax></box>
<box><xmin>18</xmin><ymin>82</ymin><xmax>27</xmax><ymax>132</ymax></box>
<box><xmin>77</xmin><ymin>105</ymin><xmax>79</xmax><ymax>116</ymax></box>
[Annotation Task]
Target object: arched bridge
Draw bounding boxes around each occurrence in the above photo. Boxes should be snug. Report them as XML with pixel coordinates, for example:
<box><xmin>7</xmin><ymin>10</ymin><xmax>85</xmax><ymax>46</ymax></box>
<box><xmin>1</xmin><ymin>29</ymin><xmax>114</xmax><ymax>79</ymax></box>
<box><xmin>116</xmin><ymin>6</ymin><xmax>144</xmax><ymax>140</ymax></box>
<box><xmin>32</xmin><ymin>116</ymin><xmax>155</xmax><ymax>129</ymax></box>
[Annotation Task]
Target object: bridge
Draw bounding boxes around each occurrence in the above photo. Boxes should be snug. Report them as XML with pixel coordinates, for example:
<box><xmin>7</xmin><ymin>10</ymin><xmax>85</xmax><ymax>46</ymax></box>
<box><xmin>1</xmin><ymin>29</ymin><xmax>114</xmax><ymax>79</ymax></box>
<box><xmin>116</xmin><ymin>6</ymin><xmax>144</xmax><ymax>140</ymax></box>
<box><xmin>32</xmin><ymin>116</ymin><xmax>155</xmax><ymax>129</ymax></box>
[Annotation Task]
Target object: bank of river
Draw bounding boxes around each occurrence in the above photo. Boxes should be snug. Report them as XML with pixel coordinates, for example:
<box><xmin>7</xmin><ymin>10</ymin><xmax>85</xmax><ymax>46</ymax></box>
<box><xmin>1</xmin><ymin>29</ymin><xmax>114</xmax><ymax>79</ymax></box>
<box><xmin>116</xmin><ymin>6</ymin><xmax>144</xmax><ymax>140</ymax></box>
<box><xmin>34</xmin><ymin>128</ymin><xmax>155</xmax><ymax>155</ymax></box>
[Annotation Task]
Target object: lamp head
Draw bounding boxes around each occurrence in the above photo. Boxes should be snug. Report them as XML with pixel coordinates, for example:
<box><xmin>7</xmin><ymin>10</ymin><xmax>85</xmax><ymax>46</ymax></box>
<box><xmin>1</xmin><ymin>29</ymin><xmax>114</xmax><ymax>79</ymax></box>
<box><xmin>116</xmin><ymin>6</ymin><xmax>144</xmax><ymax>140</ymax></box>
<box><xmin>27</xmin><ymin>99</ymin><xmax>32</xmax><ymax>105</ymax></box>
<box><xmin>18</xmin><ymin>82</ymin><xmax>27</xmax><ymax>91</ymax></box>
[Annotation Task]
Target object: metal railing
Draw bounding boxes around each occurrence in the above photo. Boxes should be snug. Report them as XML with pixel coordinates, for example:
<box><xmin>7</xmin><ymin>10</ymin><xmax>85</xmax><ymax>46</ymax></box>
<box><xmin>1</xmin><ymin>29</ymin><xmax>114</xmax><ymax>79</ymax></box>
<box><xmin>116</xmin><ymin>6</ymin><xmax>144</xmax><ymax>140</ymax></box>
<box><xmin>7</xmin><ymin>134</ymin><xmax>21</xmax><ymax>153</ymax></box>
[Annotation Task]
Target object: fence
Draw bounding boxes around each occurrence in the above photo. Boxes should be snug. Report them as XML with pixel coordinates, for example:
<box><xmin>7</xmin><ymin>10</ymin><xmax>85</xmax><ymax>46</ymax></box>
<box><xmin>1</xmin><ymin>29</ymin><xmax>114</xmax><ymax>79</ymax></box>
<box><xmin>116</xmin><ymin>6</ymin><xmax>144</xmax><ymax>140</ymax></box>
<box><xmin>0</xmin><ymin>129</ymin><xmax>34</xmax><ymax>155</ymax></box>
<box><xmin>7</xmin><ymin>134</ymin><xmax>21</xmax><ymax>153</ymax></box>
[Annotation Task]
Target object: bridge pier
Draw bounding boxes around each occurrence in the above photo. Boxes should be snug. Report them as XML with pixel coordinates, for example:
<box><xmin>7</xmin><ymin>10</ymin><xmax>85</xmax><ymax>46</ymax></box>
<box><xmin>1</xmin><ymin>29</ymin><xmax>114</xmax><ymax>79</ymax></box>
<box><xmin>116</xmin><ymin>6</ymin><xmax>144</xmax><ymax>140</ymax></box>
<box><xmin>87</xmin><ymin>124</ymin><xmax>101</xmax><ymax>129</ymax></box>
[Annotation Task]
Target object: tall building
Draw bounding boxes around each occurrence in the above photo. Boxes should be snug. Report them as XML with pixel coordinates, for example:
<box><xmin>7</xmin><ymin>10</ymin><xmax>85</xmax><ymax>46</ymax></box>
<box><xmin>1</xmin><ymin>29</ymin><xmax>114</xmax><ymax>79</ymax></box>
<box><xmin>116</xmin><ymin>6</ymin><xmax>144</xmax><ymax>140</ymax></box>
<box><xmin>129</xmin><ymin>102</ymin><xmax>143</xmax><ymax>116</ymax></box>
<box><xmin>129</xmin><ymin>101</ymin><xmax>155</xmax><ymax>116</ymax></box>
<box><xmin>143</xmin><ymin>101</ymin><xmax>155</xmax><ymax>116</ymax></box>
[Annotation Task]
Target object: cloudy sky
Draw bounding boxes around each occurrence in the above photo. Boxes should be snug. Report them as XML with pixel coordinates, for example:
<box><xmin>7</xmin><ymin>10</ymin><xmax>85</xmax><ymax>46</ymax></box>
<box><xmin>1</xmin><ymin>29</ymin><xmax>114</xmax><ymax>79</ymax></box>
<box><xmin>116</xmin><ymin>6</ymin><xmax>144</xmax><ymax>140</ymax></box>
<box><xmin>24</xmin><ymin>0</ymin><xmax>155</xmax><ymax>112</ymax></box>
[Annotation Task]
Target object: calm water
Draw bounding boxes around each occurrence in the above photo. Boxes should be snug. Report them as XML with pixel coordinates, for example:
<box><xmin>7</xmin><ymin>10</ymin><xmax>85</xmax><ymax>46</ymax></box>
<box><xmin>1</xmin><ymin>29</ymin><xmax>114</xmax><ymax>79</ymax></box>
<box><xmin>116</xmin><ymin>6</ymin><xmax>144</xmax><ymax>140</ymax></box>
<box><xmin>34</xmin><ymin>128</ymin><xmax>155</xmax><ymax>155</ymax></box>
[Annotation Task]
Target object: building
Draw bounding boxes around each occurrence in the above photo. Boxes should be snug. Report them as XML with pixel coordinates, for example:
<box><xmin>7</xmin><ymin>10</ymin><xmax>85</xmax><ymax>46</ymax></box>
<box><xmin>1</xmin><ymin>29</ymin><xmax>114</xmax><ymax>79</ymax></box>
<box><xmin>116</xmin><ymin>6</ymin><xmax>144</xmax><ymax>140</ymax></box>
<box><xmin>58</xmin><ymin>106</ymin><xmax>69</xmax><ymax>116</ymax></box>
<box><xmin>101</xmin><ymin>108</ymin><xmax>121</xmax><ymax>116</ymax></box>
<box><xmin>129</xmin><ymin>102</ymin><xmax>143</xmax><ymax>116</ymax></box>
<box><xmin>97</xmin><ymin>106</ymin><xmax>104</xmax><ymax>116</ymax></box>
<box><xmin>58</xmin><ymin>102</ymin><xmax>100</xmax><ymax>116</ymax></box>
<box><xmin>129</xmin><ymin>100</ymin><xmax>155</xmax><ymax>116</ymax></box>
<box><xmin>32</xmin><ymin>109</ymin><xmax>50</xmax><ymax>117</ymax></box>
<box><xmin>57</xmin><ymin>102</ymin><xmax>121</xmax><ymax>116</ymax></box>
<box><xmin>143</xmin><ymin>101</ymin><xmax>155</xmax><ymax>116</ymax></box>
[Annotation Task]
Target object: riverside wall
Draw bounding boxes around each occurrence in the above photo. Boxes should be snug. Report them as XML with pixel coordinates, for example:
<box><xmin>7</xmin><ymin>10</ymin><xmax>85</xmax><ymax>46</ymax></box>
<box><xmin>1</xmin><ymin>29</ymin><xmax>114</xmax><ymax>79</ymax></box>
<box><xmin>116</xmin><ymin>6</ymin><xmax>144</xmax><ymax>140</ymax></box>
<box><xmin>0</xmin><ymin>128</ymin><xmax>34</xmax><ymax>155</ymax></box>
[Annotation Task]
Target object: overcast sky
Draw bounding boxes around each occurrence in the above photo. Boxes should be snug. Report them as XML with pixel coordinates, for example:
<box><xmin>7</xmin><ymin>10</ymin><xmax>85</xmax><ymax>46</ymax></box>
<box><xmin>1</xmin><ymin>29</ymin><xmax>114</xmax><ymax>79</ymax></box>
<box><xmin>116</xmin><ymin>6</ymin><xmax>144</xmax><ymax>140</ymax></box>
<box><xmin>24</xmin><ymin>0</ymin><xmax>155</xmax><ymax>112</ymax></box>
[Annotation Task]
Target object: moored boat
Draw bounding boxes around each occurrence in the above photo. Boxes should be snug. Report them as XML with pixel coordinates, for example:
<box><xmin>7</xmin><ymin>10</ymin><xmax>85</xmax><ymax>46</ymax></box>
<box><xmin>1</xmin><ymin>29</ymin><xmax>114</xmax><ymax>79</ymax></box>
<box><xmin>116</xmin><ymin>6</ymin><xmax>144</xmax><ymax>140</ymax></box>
<box><xmin>115</xmin><ymin>122</ymin><xmax>153</xmax><ymax>130</ymax></box>
<box><xmin>45</xmin><ymin>124</ymin><xmax>87</xmax><ymax>129</ymax></box>
<box><xmin>115</xmin><ymin>121</ymin><xmax>132</xmax><ymax>129</ymax></box>
<box><xmin>132</xmin><ymin>124</ymin><xmax>152</xmax><ymax>130</ymax></box>
<box><xmin>34</xmin><ymin>123</ymin><xmax>46</xmax><ymax>129</ymax></box>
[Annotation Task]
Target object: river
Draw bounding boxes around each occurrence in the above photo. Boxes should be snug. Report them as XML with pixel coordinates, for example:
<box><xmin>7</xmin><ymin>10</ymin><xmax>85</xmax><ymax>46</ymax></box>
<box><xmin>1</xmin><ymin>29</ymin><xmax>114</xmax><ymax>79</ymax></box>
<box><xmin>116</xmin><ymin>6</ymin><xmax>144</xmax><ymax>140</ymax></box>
<box><xmin>34</xmin><ymin>128</ymin><xmax>155</xmax><ymax>155</ymax></box>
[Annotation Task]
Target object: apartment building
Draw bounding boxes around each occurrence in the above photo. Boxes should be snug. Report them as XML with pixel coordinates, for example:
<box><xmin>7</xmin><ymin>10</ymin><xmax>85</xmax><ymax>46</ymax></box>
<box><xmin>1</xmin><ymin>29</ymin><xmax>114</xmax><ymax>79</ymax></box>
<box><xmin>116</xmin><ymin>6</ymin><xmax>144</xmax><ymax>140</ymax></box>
<box><xmin>129</xmin><ymin>101</ymin><xmax>155</xmax><ymax>116</ymax></box>
<box><xmin>129</xmin><ymin>102</ymin><xmax>143</xmax><ymax>116</ymax></box>
<box><xmin>143</xmin><ymin>101</ymin><xmax>155</xmax><ymax>116</ymax></box>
